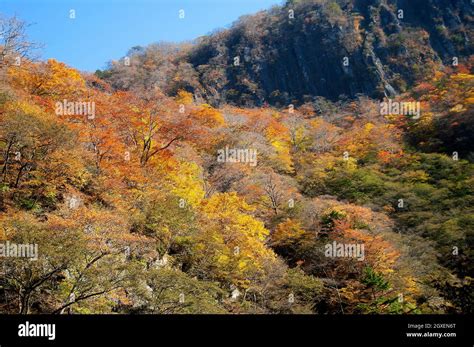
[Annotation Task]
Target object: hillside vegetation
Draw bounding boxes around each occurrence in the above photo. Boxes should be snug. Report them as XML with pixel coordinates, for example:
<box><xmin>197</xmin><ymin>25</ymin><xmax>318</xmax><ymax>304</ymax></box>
<box><xmin>101</xmin><ymin>0</ymin><xmax>473</xmax><ymax>106</ymax></box>
<box><xmin>0</xmin><ymin>0</ymin><xmax>473</xmax><ymax>314</ymax></box>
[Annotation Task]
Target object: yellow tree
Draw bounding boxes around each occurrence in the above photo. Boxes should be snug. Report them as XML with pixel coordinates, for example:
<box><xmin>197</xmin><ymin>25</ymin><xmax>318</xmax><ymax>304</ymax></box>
<box><xmin>194</xmin><ymin>192</ymin><xmax>277</xmax><ymax>289</ymax></box>
<box><xmin>8</xmin><ymin>59</ymin><xmax>86</xmax><ymax>100</ymax></box>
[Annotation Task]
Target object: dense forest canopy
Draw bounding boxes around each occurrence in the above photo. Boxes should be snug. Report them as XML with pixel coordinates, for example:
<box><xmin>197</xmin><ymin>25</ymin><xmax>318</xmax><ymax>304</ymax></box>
<box><xmin>0</xmin><ymin>0</ymin><xmax>473</xmax><ymax>314</ymax></box>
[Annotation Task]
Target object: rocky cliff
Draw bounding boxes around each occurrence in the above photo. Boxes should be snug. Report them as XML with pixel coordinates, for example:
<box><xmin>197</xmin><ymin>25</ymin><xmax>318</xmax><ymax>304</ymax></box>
<box><xmin>187</xmin><ymin>0</ymin><xmax>473</xmax><ymax>105</ymax></box>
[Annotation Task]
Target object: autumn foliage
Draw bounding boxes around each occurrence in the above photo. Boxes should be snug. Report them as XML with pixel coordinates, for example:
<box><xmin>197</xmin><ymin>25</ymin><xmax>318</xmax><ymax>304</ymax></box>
<box><xmin>0</xmin><ymin>50</ymin><xmax>473</xmax><ymax>314</ymax></box>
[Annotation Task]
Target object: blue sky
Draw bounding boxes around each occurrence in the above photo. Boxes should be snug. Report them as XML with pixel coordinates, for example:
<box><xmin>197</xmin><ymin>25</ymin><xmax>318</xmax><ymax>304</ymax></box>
<box><xmin>2</xmin><ymin>0</ymin><xmax>282</xmax><ymax>72</ymax></box>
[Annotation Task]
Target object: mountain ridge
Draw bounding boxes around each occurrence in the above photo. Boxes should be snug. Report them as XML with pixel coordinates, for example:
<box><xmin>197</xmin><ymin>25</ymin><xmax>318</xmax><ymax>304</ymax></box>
<box><xmin>100</xmin><ymin>0</ymin><xmax>474</xmax><ymax>106</ymax></box>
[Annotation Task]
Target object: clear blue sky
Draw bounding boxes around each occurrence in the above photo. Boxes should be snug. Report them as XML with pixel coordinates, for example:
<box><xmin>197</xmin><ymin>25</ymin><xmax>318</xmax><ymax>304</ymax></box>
<box><xmin>2</xmin><ymin>0</ymin><xmax>282</xmax><ymax>72</ymax></box>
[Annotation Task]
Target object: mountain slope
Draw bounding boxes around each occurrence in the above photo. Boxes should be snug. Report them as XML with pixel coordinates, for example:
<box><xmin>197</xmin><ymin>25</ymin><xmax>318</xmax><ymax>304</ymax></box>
<box><xmin>102</xmin><ymin>0</ymin><xmax>473</xmax><ymax>106</ymax></box>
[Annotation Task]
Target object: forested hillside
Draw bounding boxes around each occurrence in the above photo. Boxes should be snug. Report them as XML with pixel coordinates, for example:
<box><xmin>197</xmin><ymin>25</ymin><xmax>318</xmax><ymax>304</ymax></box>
<box><xmin>101</xmin><ymin>0</ymin><xmax>473</xmax><ymax>106</ymax></box>
<box><xmin>0</xmin><ymin>0</ymin><xmax>473</xmax><ymax>314</ymax></box>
